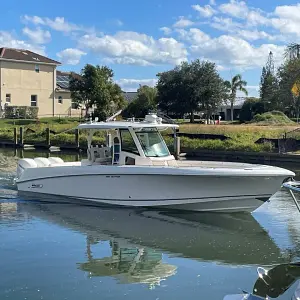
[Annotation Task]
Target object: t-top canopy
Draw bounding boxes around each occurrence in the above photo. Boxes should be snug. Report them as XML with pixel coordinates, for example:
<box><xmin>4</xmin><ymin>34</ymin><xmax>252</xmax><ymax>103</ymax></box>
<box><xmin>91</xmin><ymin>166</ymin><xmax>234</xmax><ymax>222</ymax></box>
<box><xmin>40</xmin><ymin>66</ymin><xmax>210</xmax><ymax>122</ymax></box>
<box><xmin>77</xmin><ymin>114</ymin><xmax>179</xmax><ymax>131</ymax></box>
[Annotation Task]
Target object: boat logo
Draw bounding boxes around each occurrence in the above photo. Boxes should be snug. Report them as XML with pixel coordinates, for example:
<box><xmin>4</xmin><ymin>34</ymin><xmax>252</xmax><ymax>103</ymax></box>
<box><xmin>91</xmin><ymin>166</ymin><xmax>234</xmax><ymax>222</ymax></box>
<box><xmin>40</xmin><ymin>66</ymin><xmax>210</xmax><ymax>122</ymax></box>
<box><xmin>30</xmin><ymin>183</ymin><xmax>43</xmax><ymax>189</ymax></box>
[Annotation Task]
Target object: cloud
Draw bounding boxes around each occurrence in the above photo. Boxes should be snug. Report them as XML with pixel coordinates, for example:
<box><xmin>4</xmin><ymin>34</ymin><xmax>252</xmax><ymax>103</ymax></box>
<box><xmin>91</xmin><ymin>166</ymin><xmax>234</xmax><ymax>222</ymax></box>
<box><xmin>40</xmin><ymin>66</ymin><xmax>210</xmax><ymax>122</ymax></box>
<box><xmin>0</xmin><ymin>31</ymin><xmax>45</xmax><ymax>55</ymax></box>
<box><xmin>160</xmin><ymin>27</ymin><xmax>172</xmax><ymax>35</ymax></box>
<box><xmin>114</xmin><ymin>19</ymin><xmax>123</xmax><ymax>26</ymax></box>
<box><xmin>22</xmin><ymin>27</ymin><xmax>51</xmax><ymax>44</ymax></box>
<box><xmin>116</xmin><ymin>78</ymin><xmax>157</xmax><ymax>91</ymax></box>
<box><xmin>219</xmin><ymin>0</ymin><xmax>248</xmax><ymax>19</ymax></box>
<box><xmin>22</xmin><ymin>15</ymin><xmax>81</xmax><ymax>33</ymax></box>
<box><xmin>180</xmin><ymin>29</ymin><xmax>285</xmax><ymax>69</ymax></box>
<box><xmin>103</xmin><ymin>57</ymin><xmax>153</xmax><ymax>66</ymax></box>
<box><xmin>78</xmin><ymin>31</ymin><xmax>188</xmax><ymax>66</ymax></box>
<box><xmin>56</xmin><ymin>48</ymin><xmax>86</xmax><ymax>65</ymax></box>
<box><xmin>210</xmin><ymin>0</ymin><xmax>216</xmax><ymax>6</ymax></box>
<box><xmin>192</xmin><ymin>4</ymin><xmax>216</xmax><ymax>18</ymax></box>
<box><xmin>173</xmin><ymin>17</ymin><xmax>194</xmax><ymax>28</ymax></box>
<box><xmin>211</xmin><ymin>17</ymin><xmax>242</xmax><ymax>32</ymax></box>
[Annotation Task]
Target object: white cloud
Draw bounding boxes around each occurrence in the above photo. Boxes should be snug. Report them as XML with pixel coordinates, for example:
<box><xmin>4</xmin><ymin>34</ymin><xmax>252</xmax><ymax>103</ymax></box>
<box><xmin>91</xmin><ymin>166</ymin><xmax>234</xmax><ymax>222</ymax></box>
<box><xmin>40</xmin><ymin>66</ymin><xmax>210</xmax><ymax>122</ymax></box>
<box><xmin>160</xmin><ymin>27</ymin><xmax>172</xmax><ymax>35</ymax></box>
<box><xmin>0</xmin><ymin>31</ymin><xmax>45</xmax><ymax>55</ymax></box>
<box><xmin>103</xmin><ymin>57</ymin><xmax>153</xmax><ymax>66</ymax></box>
<box><xmin>56</xmin><ymin>48</ymin><xmax>86</xmax><ymax>65</ymax></box>
<box><xmin>173</xmin><ymin>16</ymin><xmax>194</xmax><ymax>28</ymax></box>
<box><xmin>210</xmin><ymin>0</ymin><xmax>216</xmax><ymax>6</ymax></box>
<box><xmin>22</xmin><ymin>27</ymin><xmax>51</xmax><ymax>44</ymax></box>
<box><xmin>188</xmin><ymin>32</ymin><xmax>285</xmax><ymax>69</ymax></box>
<box><xmin>176</xmin><ymin>28</ymin><xmax>210</xmax><ymax>43</ymax></box>
<box><xmin>78</xmin><ymin>31</ymin><xmax>187</xmax><ymax>66</ymax></box>
<box><xmin>211</xmin><ymin>17</ymin><xmax>242</xmax><ymax>32</ymax></box>
<box><xmin>116</xmin><ymin>78</ymin><xmax>157</xmax><ymax>91</ymax></box>
<box><xmin>271</xmin><ymin>4</ymin><xmax>300</xmax><ymax>37</ymax></box>
<box><xmin>114</xmin><ymin>19</ymin><xmax>123</xmax><ymax>26</ymax></box>
<box><xmin>22</xmin><ymin>15</ymin><xmax>81</xmax><ymax>33</ymax></box>
<box><xmin>219</xmin><ymin>0</ymin><xmax>248</xmax><ymax>18</ymax></box>
<box><xmin>192</xmin><ymin>4</ymin><xmax>216</xmax><ymax>18</ymax></box>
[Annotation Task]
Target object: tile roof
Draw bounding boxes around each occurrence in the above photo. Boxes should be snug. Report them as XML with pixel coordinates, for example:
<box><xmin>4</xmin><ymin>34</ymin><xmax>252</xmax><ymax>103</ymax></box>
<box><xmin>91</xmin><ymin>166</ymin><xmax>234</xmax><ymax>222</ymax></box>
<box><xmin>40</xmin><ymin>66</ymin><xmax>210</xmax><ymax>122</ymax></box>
<box><xmin>0</xmin><ymin>47</ymin><xmax>60</xmax><ymax>65</ymax></box>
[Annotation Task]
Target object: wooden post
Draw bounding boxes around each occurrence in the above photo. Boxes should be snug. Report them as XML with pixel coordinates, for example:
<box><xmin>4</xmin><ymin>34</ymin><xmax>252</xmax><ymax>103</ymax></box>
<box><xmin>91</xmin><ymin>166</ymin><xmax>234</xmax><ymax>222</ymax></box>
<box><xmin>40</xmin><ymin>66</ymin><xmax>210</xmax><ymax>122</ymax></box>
<box><xmin>19</xmin><ymin>127</ymin><xmax>24</xmax><ymax>146</ymax></box>
<box><xmin>75</xmin><ymin>129</ymin><xmax>79</xmax><ymax>149</ymax></box>
<box><xmin>175</xmin><ymin>137</ymin><xmax>180</xmax><ymax>160</ymax></box>
<box><xmin>46</xmin><ymin>128</ymin><xmax>50</xmax><ymax>147</ymax></box>
<box><xmin>13</xmin><ymin>127</ymin><xmax>18</xmax><ymax>147</ymax></box>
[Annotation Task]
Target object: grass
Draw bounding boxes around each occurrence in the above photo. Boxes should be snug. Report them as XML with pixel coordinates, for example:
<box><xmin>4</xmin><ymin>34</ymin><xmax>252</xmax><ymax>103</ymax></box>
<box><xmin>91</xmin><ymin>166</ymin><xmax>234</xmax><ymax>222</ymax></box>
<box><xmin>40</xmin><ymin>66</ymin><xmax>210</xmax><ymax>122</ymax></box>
<box><xmin>251</xmin><ymin>111</ymin><xmax>294</xmax><ymax>125</ymax></box>
<box><xmin>0</xmin><ymin>117</ymin><xmax>299</xmax><ymax>152</ymax></box>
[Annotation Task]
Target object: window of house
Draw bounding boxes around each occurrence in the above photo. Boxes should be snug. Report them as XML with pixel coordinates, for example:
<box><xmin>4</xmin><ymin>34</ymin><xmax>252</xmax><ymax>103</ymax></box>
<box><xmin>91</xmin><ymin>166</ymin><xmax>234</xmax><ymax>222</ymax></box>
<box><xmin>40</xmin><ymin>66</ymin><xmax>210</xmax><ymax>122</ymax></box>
<box><xmin>35</xmin><ymin>65</ymin><xmax>40</xmax><ymax>73</ymax></box>
<box><xmin>58</xmin><ymin>96</ymin><xmax>63</xmax><ymax>104</ymax></box>
<box><xmin>31</xmin><ymin>95</ymin><xmax>37</xmax><ymax>107</ymax></box>
<box><xmin>71</xmin><ymin>101</ymin><xmax>77</xmax><ymax>109</ymax></box>
<box><xmin>5</xmin><ymin>94</ymin><xmax>11</xmax><ymax>103</ymax></box>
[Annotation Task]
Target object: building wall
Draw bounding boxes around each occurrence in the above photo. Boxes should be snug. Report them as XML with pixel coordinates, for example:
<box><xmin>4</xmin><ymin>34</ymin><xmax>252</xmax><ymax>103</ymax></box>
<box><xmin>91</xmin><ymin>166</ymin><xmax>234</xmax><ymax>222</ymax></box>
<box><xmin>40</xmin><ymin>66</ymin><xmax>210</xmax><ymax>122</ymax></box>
<box><xmin>55</xmin><ymin>91</ymin><xmax>82</xmax><ymax>117</ymax></box>
<box><xmin>0</xmin><ymin>61</ymin><xmax>55</xmax><ymax>117</ymax></box>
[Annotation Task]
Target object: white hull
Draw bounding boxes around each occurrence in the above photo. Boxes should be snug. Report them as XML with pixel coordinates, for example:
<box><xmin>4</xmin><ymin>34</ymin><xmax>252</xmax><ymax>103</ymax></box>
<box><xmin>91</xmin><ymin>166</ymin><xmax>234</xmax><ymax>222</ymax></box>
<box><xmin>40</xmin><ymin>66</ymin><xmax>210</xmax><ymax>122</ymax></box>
<box><xmin>16</xmin><ymin>162</ymin><xmax>294</xmax><ymax>213</ymax></box>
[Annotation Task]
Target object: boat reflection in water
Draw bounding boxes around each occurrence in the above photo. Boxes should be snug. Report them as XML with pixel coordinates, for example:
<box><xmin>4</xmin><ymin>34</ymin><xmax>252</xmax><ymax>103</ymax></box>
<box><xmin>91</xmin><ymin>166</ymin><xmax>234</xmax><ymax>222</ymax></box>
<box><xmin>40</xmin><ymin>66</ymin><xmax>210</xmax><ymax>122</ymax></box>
<box><xmin>80</xmin><ymin>238</ymin><xmax>177</xmax><ymax>287</ymax></box>
<box><xmin>224</xmin><ymin>262</ymin><xmax>300</xmax><ymax>299</ymax></box>
<box><xmin>19</xmin><ymin>201</ymin><xmax>291</xmax><ymax>266</ymax></box>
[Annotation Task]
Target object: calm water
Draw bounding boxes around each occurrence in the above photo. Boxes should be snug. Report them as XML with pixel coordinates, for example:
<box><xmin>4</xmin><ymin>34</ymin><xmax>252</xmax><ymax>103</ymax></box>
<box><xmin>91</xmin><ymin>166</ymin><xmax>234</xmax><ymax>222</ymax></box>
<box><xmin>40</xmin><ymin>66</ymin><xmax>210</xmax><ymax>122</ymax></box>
<box><xmin>2</xmin><ymin>149</ymin><xmax>300</xmax><ymax>299</ymax></box>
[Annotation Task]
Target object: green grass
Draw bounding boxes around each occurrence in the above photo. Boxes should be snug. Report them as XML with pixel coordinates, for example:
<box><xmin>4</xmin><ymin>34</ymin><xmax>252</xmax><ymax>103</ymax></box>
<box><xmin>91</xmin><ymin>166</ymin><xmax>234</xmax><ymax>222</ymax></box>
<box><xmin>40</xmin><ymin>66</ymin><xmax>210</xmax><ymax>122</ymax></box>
<box><xmin>0</xmin><ymin>117</ymin><xmax>298</xmax><ymax>152</ymax></box>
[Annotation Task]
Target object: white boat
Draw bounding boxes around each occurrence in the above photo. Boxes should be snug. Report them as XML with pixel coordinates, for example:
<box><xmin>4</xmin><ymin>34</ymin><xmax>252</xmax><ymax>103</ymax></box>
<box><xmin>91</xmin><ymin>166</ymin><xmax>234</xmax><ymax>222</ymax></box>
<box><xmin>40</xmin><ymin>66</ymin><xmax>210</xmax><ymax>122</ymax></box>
<box><xmin>16</xmin><ymin>113</ymin><xmax>295</xmax><ymax>213</ymax></box>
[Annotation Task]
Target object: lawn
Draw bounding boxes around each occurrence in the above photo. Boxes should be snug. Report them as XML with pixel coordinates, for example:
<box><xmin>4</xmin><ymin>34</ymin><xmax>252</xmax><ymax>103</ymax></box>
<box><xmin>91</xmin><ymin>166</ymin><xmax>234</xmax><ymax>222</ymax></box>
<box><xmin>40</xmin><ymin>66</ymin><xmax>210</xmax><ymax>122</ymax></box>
<box><xmin>0</xmin><ymin>118</ymin><xmax>299</xmax><ymax>152</ymax></box>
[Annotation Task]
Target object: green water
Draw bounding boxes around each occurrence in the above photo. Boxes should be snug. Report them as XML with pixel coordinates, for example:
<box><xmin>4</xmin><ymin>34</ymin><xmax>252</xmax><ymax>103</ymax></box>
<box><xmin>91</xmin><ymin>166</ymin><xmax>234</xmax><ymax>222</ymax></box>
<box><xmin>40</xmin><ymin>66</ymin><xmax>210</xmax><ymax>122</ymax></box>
<box><xmin>1</xmin><ymin>148</ymin><xmax>300</xmax><ymax>299</ymax></box>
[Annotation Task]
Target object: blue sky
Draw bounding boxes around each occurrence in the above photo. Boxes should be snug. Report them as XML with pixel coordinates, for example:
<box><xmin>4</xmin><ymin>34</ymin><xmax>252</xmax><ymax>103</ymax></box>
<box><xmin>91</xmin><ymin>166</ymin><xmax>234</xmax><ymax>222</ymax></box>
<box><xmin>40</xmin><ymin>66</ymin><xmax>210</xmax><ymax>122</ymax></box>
<box><xmin>1</xmin><ymin>0</ymin><xmax>300</xmax><ymax>95</ymax></box>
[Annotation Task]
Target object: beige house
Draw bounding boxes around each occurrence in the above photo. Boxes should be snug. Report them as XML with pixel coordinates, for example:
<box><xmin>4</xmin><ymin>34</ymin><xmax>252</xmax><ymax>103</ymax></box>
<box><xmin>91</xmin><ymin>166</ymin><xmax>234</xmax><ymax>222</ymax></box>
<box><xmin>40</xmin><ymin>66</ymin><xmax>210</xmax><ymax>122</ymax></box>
<box><xmin>0</xmin><ymin>47</ymin><xmax>82</xmax><ymax>118</ymax></box>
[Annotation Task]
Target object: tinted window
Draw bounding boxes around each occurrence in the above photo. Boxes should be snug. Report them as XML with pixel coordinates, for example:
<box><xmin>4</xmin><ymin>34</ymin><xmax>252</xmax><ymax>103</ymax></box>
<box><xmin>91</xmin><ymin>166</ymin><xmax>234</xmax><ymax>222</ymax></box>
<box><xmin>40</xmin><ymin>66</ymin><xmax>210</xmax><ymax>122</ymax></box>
<box><xmin>120</xmin><ymin>129</ymin><xmax>139</xmax><ymax>155</ymax></box>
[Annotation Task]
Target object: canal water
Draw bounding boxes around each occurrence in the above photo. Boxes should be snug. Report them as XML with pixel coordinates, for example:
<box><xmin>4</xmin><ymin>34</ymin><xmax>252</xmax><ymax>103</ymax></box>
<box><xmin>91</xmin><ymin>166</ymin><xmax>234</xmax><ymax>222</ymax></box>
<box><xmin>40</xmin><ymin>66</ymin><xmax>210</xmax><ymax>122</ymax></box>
<box><xmin>1</xmin><ymin>148</ymin><xmax>300</xmax><ymax>299</ymax></box>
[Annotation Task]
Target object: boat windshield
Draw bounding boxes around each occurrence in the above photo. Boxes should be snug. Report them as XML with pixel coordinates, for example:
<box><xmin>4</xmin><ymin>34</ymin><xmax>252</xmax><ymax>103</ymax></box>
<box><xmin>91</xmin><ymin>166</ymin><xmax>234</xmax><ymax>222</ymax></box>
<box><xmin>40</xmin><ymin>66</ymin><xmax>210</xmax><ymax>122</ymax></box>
<box><xmin>135</xmin><ymin>128</ymin><xmax>170</xmax><ymax>157</ymax></box>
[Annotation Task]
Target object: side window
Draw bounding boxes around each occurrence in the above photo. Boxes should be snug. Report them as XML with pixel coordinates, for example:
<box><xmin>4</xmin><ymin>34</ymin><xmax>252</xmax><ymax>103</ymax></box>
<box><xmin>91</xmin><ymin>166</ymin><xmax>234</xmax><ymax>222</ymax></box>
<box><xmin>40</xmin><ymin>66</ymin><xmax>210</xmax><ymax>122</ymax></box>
<box><xmin>35</xmin><ymin>65</ymin><xmax>40</xmax><ymax>73</ymax></box>
<box><xmin>58</xmin><ymin>96</ymin><xmax>63</xmax><ymax>104</ymax></box>
<box><xmin>31</xmin><ymin>95</ymin><xmax>37</xmax><ymax>107</ymax></box>
<box><xmin>120</xmin><ymin>129</ymin><xmax>139</xmax><ymax>155</ymax></box>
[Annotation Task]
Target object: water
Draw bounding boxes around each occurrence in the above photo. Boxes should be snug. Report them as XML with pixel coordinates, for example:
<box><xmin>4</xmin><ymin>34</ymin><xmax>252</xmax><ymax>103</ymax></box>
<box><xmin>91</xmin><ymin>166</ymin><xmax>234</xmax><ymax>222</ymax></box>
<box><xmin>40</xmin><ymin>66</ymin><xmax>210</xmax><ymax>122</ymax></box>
<box><xmin>1</xmin><ymin>148</ymin><xmax>300</xmax><ymax>299</ymax></box>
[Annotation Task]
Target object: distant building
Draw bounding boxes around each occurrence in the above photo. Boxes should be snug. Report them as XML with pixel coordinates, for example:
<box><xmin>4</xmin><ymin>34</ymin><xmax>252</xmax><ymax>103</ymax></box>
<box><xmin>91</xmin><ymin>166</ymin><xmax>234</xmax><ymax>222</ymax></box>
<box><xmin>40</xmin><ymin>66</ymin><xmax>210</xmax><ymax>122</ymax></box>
<box><xmin>122</xmin><ymin>91</ymin><xmax>138</xmax><ymax>103</ymax></box>
<box><xmin>217</xmin><ymin>97</ymin><xmax>246</xmax><ymax>121</ymax></box>
<box><xmin>0</xmin><ymin>47</ymin><xmax>81</xmax><ymax>117</ymax></box>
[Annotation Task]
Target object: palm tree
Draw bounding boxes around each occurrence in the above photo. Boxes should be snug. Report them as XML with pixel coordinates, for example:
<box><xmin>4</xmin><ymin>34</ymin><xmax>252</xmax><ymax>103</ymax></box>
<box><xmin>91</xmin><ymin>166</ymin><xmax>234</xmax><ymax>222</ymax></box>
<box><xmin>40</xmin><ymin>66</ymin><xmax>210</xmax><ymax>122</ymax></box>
<box><xmin>224</xmin><ymin>74</ymin><xmax>248</xmax><ymax>122</ymax></box>
<box><xmin>285</xmin><ymin>43</ymin><xmax>300</xmax><ymax>60</ymax></box>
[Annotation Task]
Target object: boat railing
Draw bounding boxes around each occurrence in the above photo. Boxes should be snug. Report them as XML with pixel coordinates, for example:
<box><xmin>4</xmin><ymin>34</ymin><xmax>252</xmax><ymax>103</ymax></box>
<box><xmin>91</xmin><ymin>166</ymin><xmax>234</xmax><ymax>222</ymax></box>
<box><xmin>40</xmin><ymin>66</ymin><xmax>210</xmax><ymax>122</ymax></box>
<box><xmin>282</xmin><ymin>180</ymin><xmax>300</xmax><ymax>213</ymax></box>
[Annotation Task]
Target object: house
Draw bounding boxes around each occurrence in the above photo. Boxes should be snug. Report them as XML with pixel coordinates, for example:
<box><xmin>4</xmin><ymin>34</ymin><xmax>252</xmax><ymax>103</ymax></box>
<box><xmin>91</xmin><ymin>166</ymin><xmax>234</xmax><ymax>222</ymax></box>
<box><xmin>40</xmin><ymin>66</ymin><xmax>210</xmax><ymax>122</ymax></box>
<box><xmin>217</xmin><ymin>97</ymin><xmax>246</xmax><ymax>121</ymax></box>
<box><xmin>0</xmin><ymin>47</ymin><xmax>82</xmax><ymax>117</ymax></box>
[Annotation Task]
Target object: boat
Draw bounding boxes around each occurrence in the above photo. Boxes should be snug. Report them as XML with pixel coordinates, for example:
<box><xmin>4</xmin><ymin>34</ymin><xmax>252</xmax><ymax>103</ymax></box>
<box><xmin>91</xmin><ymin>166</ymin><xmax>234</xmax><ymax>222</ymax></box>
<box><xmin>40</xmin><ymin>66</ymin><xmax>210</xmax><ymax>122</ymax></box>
<box><xmin>16</xmin><ymin>113</ymin><xmax>295</xmax><ymax>213</ymax></box>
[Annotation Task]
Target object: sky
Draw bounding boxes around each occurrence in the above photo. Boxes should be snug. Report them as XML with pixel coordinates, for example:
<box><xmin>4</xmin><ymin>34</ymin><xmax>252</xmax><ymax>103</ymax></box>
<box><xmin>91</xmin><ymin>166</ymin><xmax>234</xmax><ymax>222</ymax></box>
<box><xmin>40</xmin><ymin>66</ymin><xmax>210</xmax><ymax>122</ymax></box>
<box><xmin>0</xmin><ymin>0</ymin><xmax>300</xmax><ymax>96</ymax></box>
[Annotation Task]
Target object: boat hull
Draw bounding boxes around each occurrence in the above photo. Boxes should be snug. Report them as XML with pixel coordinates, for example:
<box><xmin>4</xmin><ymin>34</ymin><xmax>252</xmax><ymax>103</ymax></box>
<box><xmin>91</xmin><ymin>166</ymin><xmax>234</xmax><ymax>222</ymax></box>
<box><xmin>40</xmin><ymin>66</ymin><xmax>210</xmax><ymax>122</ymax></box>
<box><xmin>16</xmin><ymin>164</ymin><xmax>292</xmax><ymax>212</ymax></box>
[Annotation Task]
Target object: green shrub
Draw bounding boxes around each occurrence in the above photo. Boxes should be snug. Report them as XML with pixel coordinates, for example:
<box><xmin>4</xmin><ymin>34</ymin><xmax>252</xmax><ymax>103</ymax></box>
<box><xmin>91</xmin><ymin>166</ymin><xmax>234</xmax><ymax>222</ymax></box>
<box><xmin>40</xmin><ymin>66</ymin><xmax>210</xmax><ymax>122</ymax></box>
<box><xmin>252</xmin><ymin>111</ymin><xmax>293</xmax><ymax>125</ymax></box>
<box><xmin>5</xmin><ymin>106</ymin><xmax>39</xmax><ymax>119</ymax></box>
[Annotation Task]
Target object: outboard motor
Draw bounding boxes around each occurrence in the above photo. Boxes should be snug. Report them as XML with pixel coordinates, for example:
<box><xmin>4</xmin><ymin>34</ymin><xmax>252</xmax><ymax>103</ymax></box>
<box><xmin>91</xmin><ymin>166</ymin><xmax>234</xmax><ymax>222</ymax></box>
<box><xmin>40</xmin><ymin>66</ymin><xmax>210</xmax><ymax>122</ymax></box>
<box><xmin>16</xmin><ymin>158</ymin><xmax>37</xmax><ymax>179</ymax></box>
<box><xmin>224</xmin><ymin>262</ymin><xmax>300</xmax><ymax>300</ymax></box>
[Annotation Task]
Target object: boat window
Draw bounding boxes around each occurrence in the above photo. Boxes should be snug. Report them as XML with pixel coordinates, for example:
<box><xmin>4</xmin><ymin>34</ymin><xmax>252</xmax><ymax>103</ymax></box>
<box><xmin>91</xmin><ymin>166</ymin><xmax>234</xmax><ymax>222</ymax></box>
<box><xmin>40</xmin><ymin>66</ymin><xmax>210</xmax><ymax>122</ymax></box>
<box><xmin>120</xmin><ymin>129</ymin><xmax>139</xmax><ymax>155</ymax></box>
<box><xmin>135</xmin><ymin>128</ymin><xmax>170</xmax><ymax>157</ymax></box>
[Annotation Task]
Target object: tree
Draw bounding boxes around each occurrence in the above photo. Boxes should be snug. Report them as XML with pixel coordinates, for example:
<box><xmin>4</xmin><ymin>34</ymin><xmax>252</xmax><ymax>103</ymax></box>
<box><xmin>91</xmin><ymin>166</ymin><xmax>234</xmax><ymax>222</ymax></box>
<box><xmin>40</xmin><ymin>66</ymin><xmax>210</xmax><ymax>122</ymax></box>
<box><xmin>239</xmin><ymin>97</ymin><xmax>265</xmax><ymax>123</ymax></box>
<box><xmin>285</xmin><ymin>43</ymin><xmax>300</xmax><ymax>60</ymax></box>
<box><xmin>157</xmin><ymin>59</ymin><xmax>226</xmax><ymax>123</ymax></box>
<box><xmin>278</xmin><ymin>59</ymin><xmax>300</xmax><ymax>121</ymax></box>
<box><xmin>259</xmin><ymin>51</ymin><xmax>280</xmax><ymax>111</ymax></box>
<box><xmin>224</xmin><ymin>74</ymin><xmax>248</xmax><ymax>121</ymax></box>
<box><xmin>122</xmin><ymin>85</ymin><xmax>158</xmax><ymax>118</ymax></box>
<box><xmin>69</xmin><ymin>64</ymin><xmax>125</xmax><ymax>120</ymax></box>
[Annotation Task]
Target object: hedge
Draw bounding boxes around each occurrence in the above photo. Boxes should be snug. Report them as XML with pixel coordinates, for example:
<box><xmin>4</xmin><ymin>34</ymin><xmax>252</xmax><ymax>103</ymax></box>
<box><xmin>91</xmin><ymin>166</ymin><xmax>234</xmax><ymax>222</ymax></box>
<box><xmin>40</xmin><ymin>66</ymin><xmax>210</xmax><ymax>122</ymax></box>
<box><xmin>5</xmin><ymin>106</ymin><xmax>39</xmax><ymax>119</ymax></box>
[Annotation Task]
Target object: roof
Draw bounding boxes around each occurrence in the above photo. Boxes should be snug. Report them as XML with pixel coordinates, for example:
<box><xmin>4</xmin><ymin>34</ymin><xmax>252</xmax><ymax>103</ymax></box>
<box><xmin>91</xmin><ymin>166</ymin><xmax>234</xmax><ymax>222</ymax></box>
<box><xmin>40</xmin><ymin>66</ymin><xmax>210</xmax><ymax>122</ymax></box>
<box><xmin>123</xmin><ymin>92</ymin><xmax>138</xmax><ymax>102</ymax></box>
<box><xmin>77</xmin><ymin>118</ymin><xmax>179</xmax><ymax>131</ymax></box>
<box><xmin>0</xmin><ymin>47</ymin><xmax>61</xmax><ymax>65</ymax></box>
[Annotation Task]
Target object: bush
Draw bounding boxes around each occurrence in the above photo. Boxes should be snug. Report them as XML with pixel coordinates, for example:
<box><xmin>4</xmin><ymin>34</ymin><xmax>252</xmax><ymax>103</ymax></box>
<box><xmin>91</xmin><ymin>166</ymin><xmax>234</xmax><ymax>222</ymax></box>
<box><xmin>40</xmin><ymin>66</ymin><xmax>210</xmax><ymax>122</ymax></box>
<box><xmin>5</xmin><ymin>106</ymin><xmax>39</xmax><ymax>119</ymax></box>
<box><xmin>252</xmin><ymin>111</ymin><xmax>293</xmax><ymax>125</ymax></box>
